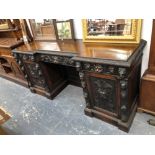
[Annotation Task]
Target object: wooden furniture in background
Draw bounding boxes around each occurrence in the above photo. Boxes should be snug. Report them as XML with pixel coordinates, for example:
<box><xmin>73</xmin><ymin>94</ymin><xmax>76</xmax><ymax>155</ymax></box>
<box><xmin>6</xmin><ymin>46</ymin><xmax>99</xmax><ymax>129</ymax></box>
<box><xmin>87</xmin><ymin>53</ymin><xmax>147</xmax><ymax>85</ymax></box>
<box><xmin>41</xmin><ymin>25</ymin><xmax>55</xmax><ymax>35</ymax></box>
<box><xmin>20</xmin><ymin>19</ymin><xmax>33</xmax><ymax>42</ymax></box>
<box><xmin>29</xmin><ymin>19</ymin><xmax>57</xmax><ymax>41</ymax></box>
<box><xmin>0</xmin><ymin>19</ymin><xmax>27</xmax><ymax>86</ymax></box>
<box><xmin>12</xmin><ymin>39</ymin><xmax>146</xmax><ymax>132</ymax></box>
<box><xmin>139</xmin><ymin>19</ymin><xmax>155</xmax><ymax>115</ymax></box>
<box><xmin>0</xmin><ymin>38</ymin><xmax>27</xmax><ymax>86</ymax></box>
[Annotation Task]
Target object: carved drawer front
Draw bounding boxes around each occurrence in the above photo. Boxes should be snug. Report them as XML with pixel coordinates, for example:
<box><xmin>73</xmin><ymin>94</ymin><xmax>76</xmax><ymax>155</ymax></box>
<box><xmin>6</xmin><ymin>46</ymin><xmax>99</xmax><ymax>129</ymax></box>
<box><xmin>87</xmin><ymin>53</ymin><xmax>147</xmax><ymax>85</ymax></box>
<box><xmin>40</xmin><ymin>54</ymin><xmax>75</xmax><ymax>67</ymax></box>
<box><xmin>86</xmin><ymin>73</ymin><xmax>118</xmax><ymax>114</ymax></box>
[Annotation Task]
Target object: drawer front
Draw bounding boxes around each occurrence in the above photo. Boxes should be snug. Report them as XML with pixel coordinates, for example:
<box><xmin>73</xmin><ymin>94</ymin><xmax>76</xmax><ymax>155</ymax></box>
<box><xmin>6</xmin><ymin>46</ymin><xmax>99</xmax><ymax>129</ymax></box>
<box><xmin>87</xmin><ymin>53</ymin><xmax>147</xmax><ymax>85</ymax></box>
<box><xmin>86</xmin><ymin>73</ymin><xmax>119</xmax><ymax>114</ymax></box>
<box><xmin>81</xmin><ymin>62</ymin><xmax>128</xmax><ymax>78</ymax></box>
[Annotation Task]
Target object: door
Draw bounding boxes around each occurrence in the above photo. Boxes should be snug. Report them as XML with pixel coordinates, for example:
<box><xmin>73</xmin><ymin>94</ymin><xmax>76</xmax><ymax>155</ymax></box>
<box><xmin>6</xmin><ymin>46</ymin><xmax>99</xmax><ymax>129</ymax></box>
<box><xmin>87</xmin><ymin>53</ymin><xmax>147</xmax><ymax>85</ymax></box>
<box><xmin>85</xmin><ymin>72</ymin><xmax>119</xmax><ymax>116</ymax></box>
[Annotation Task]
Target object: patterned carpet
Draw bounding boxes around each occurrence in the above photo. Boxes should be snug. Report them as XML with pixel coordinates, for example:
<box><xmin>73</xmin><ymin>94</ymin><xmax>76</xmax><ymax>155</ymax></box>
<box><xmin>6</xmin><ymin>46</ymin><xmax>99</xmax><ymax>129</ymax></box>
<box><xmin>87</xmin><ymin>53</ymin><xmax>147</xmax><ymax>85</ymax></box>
<box><xmin>0</xmin><ymin>77</ymin><xmax>155</xmax><ymax>135</ymax></box>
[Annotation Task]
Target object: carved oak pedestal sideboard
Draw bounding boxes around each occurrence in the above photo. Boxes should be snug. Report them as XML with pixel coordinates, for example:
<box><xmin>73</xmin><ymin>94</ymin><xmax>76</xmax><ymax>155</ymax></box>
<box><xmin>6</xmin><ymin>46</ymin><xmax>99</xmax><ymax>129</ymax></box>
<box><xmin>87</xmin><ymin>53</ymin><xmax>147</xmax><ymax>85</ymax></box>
<box><xmin>12</xmin><ymin>39</ymin><xmax>146</xmax><ymax>132</ymax></box>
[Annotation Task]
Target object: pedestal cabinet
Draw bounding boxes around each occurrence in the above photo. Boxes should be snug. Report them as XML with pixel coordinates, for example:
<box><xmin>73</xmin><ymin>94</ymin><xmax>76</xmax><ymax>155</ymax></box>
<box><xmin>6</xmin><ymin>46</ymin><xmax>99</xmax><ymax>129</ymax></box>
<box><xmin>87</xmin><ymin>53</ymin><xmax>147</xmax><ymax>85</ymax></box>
<box><xmin>13</xmin><ymin>49</ymin><xmax>80</xmax><ymax>99</ymax></box>
<box><xmin>74</xmin><ymin>40</ymin><xmax>146</xmax><ymax>132</ymax></box>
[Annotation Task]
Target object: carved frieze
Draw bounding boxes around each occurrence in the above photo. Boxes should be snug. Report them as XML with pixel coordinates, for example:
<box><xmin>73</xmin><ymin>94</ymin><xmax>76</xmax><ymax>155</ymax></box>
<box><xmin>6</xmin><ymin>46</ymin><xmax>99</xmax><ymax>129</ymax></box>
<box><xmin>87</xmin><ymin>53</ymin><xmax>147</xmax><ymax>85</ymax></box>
<box><xmin>81</xmin><ymin>62</ymin><xmax>128</xmax><ymax>78</ymax></box>
<box><xmin>17</xmin><ymin>54</ymin><xmax>36</xmax><ymax>62</ymax></box>
<box><xmin>39</xmin><ymin>55</ymin><xmax>75</xmax><ymax>66</ymax></box>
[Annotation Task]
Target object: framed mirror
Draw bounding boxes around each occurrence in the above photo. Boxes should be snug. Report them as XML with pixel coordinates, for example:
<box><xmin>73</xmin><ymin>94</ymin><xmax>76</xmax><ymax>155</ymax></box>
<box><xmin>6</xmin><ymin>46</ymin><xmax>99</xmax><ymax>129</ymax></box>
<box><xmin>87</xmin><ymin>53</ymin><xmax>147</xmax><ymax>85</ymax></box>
<box><xmin>0</xmin><ymin>19</ymin><xmax>23</xmax><ymax>40</ymax></box>
<box><xmin>0</xmin><ymin>19</ymin><xmax>9</xmax><ymax>30</ymax></box>
<box><xmin>29</xmin><ymin>19</ymin><xmax>57</xmax><ymax>41</ymax></box>
<box><xmin>0</xmin><ymin>19</ymin><xmax>21</xmax><ymax>30</ymax></box>
<box><xmin>29</xmin><ymin>19</ymin><xmax>75</xmax><ymax>41</ymax></box>
<box><xmin>82</xmin><ymin>19</ymin><xmax>142</xmax><ymax>44</ymax></box>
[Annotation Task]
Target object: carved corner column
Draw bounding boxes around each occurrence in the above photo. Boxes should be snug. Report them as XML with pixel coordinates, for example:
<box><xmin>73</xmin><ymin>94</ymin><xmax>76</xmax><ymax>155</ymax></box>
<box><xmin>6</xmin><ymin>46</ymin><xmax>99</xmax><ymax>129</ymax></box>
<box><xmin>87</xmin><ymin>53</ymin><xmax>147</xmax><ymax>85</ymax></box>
<box><xmin>120</xmin><ymin>79</ymin><xmax>129</xmax><ymax>122</ymax></box>
<box><xmin>118</xmin><ymin>68</ymin><xmax>129</xmax><ymax>122</ymax></box>
<box><xmin>76</xmin><ymin>62</ymin><xmax>92</xmax><ymax>112</ymax></box>
<box><xmin>13</xmin><ymin>53</ymin><xmax>31</xmax><ymax>86</ymax></box>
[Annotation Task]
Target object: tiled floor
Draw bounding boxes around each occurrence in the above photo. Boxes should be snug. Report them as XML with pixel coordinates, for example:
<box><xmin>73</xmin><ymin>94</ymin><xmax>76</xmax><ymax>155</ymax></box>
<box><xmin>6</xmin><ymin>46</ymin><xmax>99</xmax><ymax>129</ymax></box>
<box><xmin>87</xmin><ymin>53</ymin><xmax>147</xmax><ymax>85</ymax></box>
<box><xmin>0</xmin><ymin>77</ymin><xmax>155</xmax><ymax>135</ymax></box>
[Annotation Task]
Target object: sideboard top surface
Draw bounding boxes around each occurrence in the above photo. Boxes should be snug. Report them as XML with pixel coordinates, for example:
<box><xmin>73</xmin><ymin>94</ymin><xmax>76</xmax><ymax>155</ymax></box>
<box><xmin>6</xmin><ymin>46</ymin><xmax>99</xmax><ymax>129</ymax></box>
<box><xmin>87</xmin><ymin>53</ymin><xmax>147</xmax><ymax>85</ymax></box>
<box><xmin>14</xmin><ymin>39</ymin><xmax>145</xmax><ymax>62</ymax></box>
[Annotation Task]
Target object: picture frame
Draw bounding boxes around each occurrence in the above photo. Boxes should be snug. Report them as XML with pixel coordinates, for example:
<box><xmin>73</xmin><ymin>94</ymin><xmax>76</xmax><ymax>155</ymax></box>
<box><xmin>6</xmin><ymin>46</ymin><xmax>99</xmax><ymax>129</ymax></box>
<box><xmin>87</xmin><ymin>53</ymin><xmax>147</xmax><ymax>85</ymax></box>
<box><xmin>82</xmin><ymin>19</ymin><xmax>142</xmax><ymax>44</ymax></box>
<box><xmin>53</xmin><ymin>19</ymin><xmax>75</xmax><ymax>40</ymax></box>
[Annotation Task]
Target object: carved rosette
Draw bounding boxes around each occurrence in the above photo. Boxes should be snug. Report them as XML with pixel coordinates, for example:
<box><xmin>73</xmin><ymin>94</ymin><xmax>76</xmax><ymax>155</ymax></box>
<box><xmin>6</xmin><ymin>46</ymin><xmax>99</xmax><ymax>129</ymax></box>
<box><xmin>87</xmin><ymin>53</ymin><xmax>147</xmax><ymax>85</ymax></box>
<box><xmin>39</xmin><ymin>55</ymin><xmax>75</xmax><ymax>66</ymax></box>
<box><xmin>118</xmin><ymin>67</ymin><xmax>127</xmax><ymax>78</ymax></box>
<box><xmin>83</xmin><ymin>63</ymin><xmax>105</xmax><ymax>73</ymax></box>
<box><xmin>120</xmin><ymin>79</ymin><xmax>129</xmax><ymax>122</ymax></box>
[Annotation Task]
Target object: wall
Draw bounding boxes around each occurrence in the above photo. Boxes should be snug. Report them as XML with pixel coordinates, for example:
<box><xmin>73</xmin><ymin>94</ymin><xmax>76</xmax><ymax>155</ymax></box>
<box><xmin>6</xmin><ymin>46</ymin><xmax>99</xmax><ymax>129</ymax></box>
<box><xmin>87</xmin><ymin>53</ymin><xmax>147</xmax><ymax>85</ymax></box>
<box><xmin>73</xmin><ymin>19</ymin><xmax>153</xmax><ymax>75</ymax></box>
<box><xmin>141</xmin><ymin>19</ymin><xmax>152</xmax><ymax>75</ymax></box>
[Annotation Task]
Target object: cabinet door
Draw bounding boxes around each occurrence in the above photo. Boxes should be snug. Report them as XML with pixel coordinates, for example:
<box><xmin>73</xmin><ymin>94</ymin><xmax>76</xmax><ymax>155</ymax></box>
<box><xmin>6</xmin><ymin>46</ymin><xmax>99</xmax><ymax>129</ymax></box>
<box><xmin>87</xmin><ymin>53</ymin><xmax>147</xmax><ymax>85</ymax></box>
<box><xmin>24</xmin><ymin>62</ymin><xmax>46</xmax><ymax>88</ymax></box>
<box><xmin>85</xmin><ymin>72</ymin><xmax>119</xmax><ymax>116</ymax></box>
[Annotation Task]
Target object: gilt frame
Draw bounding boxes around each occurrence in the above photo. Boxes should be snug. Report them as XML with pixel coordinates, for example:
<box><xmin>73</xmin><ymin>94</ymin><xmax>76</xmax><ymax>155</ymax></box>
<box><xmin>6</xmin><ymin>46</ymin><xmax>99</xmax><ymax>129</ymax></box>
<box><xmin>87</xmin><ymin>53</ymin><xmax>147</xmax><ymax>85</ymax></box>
<box><xmin>82</xmin><ymin>19</ymin><xmax>142</xmax><ymax>44</ymax></box>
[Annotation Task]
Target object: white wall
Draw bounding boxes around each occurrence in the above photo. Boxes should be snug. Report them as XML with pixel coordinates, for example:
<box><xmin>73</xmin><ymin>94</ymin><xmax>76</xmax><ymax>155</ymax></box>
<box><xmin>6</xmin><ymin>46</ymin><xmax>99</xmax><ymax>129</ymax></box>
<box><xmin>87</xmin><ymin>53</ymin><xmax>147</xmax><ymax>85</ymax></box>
<box><xmin>73</xmin><ymin>19</ymin><xmax>153</xmax><ymax>76</ymax></box>
<box><xmin>141</xmin><ymin>19</ymin><xmax>152</xmax><ymax>75</ymax></box>
<box><xmin>73</xmin><ymin>19</ymin><xmax>83</xmax><ymax>39</ymax></box>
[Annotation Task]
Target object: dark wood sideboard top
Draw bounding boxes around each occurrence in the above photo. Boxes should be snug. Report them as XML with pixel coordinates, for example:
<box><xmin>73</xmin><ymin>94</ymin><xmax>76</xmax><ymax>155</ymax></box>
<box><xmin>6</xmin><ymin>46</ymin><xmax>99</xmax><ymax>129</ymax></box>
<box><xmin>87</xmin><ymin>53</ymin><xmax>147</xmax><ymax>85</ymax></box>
<box><xmin>13</xmin><ymin>39</ymin><xmax>146</xmax><ymax>62</ymax></box>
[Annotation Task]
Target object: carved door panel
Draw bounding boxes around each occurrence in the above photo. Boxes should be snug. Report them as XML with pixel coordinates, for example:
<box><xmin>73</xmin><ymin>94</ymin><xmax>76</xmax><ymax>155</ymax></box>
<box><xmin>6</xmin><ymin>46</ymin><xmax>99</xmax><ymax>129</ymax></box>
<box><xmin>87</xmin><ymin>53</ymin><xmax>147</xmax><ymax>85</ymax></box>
<box><xmin>85</xmin><ymin>72</ymin><xmax>119</xmax><ymax>116</ymax></box>
<box><xmin>24</xmin><ymin>62</ymin><xmax>47</xmax><ymax>88</ymax></box>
